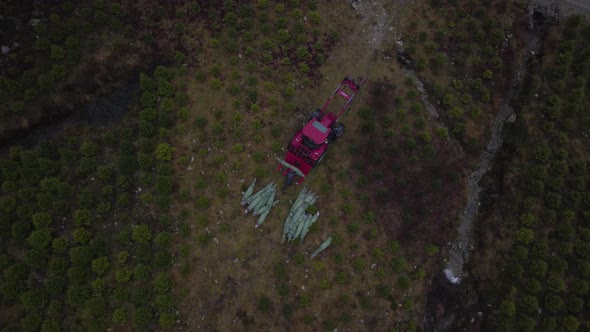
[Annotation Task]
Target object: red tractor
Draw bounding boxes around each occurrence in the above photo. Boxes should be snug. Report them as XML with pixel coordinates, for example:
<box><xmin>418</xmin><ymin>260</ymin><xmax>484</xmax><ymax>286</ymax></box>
<box><xmin>278</xmin><ymin>77</ymin><xmax>365</xmax><ymax>189</ymax></box>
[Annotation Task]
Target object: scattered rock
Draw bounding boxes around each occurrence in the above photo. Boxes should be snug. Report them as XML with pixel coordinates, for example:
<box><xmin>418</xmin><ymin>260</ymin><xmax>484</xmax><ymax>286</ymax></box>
<box><xmin>349</xmin><ymin>0</ymin><xmax>360</xmax><ymax>10</ymax></box>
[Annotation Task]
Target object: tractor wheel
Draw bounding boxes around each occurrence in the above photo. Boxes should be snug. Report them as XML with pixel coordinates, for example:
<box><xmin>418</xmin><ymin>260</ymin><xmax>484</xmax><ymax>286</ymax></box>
<box><xmin>329</xmin><ymin>123</ymin><xmax>345</xmax><ymax>142</ymax></box>
<box><xmin>309</xmin><ymin>108</ymin><xmax>322</xmax><ymax>121</ymax></box>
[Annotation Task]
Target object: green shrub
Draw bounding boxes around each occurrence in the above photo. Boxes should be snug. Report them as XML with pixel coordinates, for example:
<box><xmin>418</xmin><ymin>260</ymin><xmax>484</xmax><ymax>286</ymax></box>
<box><xmin>154</xmin><ymin>66</ymin><xmax>172</xmax><ymax>81</ymax></box>
<box><xmin>515</xmin><ymin>227</ymin><xmax>534</xmax><ymax>244</ymax></box>
<box><xmin>562</xmin><ymin>315</ymin><xmax>579</xmax><ymax>332</ymax></box>
<box><xmin>66</xmin><ymin>285</ymin><xmax>90</xmax><ymax>305</ymax></box>
<box><xmin>27</xmin><ymin>228</ymin><xmax>52</xmax><ymax>249</ymax></box>
<box><xmin>176</xmin><ymin>107</ymin><xmax>189</xmax><ymax>120</ymax></box>
<box><xmin>276</xmin><ymin>29</ymin><xmax>291</xmax><ymax>44</ymax></box>
<box><xmin>547</xmin><ymin>275</ymin><xmax>566</xmax><ymax>292</ymax></box>
<box><xmin>51</xmin><ymin>64</ymin><xmax>67</xmax><ymax>80</ymax></box>
<box><xmin>20</xmin><ymin>288</ymin><xmax>49</xmax><ymax>310</ymax></box>
<box><xmin>0</xmin><ymin>195</ymin><xmax>16</xmax><ymax>213</ymax></box>
<box><xmin>133</xmin><ymin>306</ymin><xmax>152</xmax><ymax>327</ymax></box>
<box><xmin>295</xmin><ymin>47</ymin><xmax>309</xmax><ymax>60</ymax></box>
<box><xmin>111</xmin><ymin>285</ymin><xmax>129</xmax><ymax>304</ymax></box>
<box><xmin>41</xmin><ymin>319</ymin><xmax>60</xmax><ymax>332</ymax></box>
<box><xmin>45</xmin><ymin>275</ymin><xmax>65</xmax><ymax>296</ymax></box>
<box><xmin>524</xmin><ymin>278</ymin><xmax>542</xmax><ymax>294</ymax></box>
<box><xmin>499</xmin><ymin>300</ymin><xmax>515</xmax><ymax>316</ymax></box>
<box><xmin>9</xmin><ymin>101</ymin><xmax>24</xmax><ymax>112</ymax></box>
<box><xmin>449</xmin><ymin>106</ymin><xmax>464</xmax><ymax>119</ymax></box>
<box><xmin>517</xmin><ymin>315</ymin><xmax>536</xmax><ymax>332</ymax></box>
<box><xmin>20</xmin><ymin>312</ymin><xmax>42</xmax><ymax>331</ymax></box>
<box><xmin>46</xmin><ymin>258</ymin><xmax>66</xmax><ymax>277</ymax></box>
<box><xmin>69</xmin><ymin>246</ymin><xmax>92</xmax><ymax>266</ymax></box>
<box><xmin>91</xmin><ymin>277</ymin><xmax>104</xmax><ymax>294</ymax></box>
<box><xmin>537</xmin><ymin>316</ymin><xmax>556</xmax><ymax>331</ymax></box>
<box><xmin>571</xmin><ymin>279</ymin><xmax>589</xmax><ymax>295</ymax></box>
<box><xmin>131</xmin><ymin>224</ymin><xmax>152</xmax><ymax>244</ymax></box>
<box><xmin>352</xmin><ymin>258</ymin><xmax>367</xmax><ymax>273</ymax></box>
<box><xmin>96</xmin><ymin>202</ymin><xmax>111</xmax><ymax>214</ymax></box>
<box><xmin>115</xmin><ymin>267</ymin><xmax>131</xmax><ymax>283</ymax></box>
<box><xmin>134</xmin><ymin>264</ymin><xmax>150</xmax><ymax>281</ymax></box>
<box><xmin>85</xmin><ymin>296</ymin><xmax>106</xmax><ymax>316</ymax></box>
<box><xmin>112</xmin><ymin>307</ymin><xmax>127</xmax><ymax>324</ymax></box>
<box><xmin>154</xmin><ymin>231</ymin><xmax>172</xmax><ymax>248</ymax></box>
<box><xmin>309</xmin><ymin>12</ymin><xmax>320</xmax><ymax>23</ymax></box>
<box><xmin>74</xmin><ymin>208</ymin><xmax>92</xmax><ymax>226</ymax></box>
<box><xmin>520</xmin><ymin>295</ymin><xmax>539</xmax><ymax>313</ymax></box>
<box><xmin>425</xmin><ymin>244</ymin><xmax>439</xmax><ymax>256</ymax></box>
<box><xmin>73</xmin><ymin>227</ymin><xmax>91</xmax><ymax>244</ymax></box>
<box><xmin>50</xmin><ymin>45</ymin><xmax>65</xmax><ymax>60</ymax></box>
<box><xmin>155</xmin><ymin>293</ymin><xmax>174</xmax><ymax>311</ymax></box>
<box><xmin>299</xmin><ymin>293</ymin><xmax>312</xmax><ymax>308</ymax></box>
<box><xmin>91</xmin><ymin>256</ymin><xmax>109</xmax><ymax>276</ymax></box>
<box><xmin>548</xmin><ymin>256</ymin><xmax>568</xmax><ymax>274</ymax></box>
<box><xmin>210</xmin><ymin>78</ymin><xmax>222</xmax><ymax>89</ymax></box>
<box><xmin>25</xmin><ymin>247</ymin><xmax>48</xmax><ymax>269</ymax></box>
<box><xmin>154</xmin><ymin>272</ymin><xmax>173</xmax><ymax>293</ymax></box>
<box><xmin>530</xmin><ymin>259</ymin><xmax>547</xmax><ymax>277</ymax></box>
<box><xmin>141</xmin><ymin>92</ymin><xmax>157</xmax><ymax>107</ymax></box>
<box><xmin>67</xmin><ymin>266</ymin><xmax>91</xmax><ymax>285</ymax></box>
<box><xmin>156</xmin><ymin>175</ymin><xmax>174</xmax><ymax>193</ymax></box>
<box><xmin>391</xmin><ymin>256</ymin><xmax>408</xmax><ymax>272</ymax></box>
<box><xmin>159</xmin><ymin>312</ymin><xmax>175</xmax><ymax>329</ymax></box>
<box><xmin>512</xmin><ymin>245</ymin><xmax>528</xmax><ymax>261</ymax></box>
<box><xmin>156</xmin><ymin>143</ymin><xmax>174</xmax><ymax>161</ymax></box>
<box><xmin>566</xmin><ymin>294</ymin><xmax>583</xmax><ymax>313</ymax></box>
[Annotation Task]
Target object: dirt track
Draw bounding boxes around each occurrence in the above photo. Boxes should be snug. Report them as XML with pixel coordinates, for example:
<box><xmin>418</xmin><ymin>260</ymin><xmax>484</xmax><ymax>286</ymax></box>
<box><xmin>531</xmin><ymin>0</ymin><xmax>590</xmax><ymax>18</ymax></box>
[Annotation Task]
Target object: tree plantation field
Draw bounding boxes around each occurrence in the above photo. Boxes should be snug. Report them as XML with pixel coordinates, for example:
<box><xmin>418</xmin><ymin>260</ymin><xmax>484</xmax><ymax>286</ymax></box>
<box><xmin>0</xmin><ymin>0</ymin><xmax>589</xmax><ymax>331</ymax></box>
<box><xmin>472</xmin><ymin>15</ymin><xmax>590</xmax><ymax>331</ymax></box>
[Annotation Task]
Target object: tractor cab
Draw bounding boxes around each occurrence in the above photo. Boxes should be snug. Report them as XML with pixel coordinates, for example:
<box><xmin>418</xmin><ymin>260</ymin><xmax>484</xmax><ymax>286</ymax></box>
<box><xmin>302</xmin><ymin>120</ymin><xmax>330</xmax><ymax>149</ymax></box>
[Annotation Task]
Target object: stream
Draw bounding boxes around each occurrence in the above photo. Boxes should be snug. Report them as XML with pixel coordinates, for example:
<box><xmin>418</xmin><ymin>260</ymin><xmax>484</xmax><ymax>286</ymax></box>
<box><xmin>422</xmin><ymin>8</ymin><xmax>548</xmax><ymax>331</ymax></box>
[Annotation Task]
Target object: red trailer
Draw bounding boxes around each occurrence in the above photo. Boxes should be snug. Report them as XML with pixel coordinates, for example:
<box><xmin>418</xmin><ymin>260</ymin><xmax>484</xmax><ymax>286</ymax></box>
<box><xmin>279</xmin><ymin>77</ymin><xmax>365</xmax><ymax>189</ymax></box>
